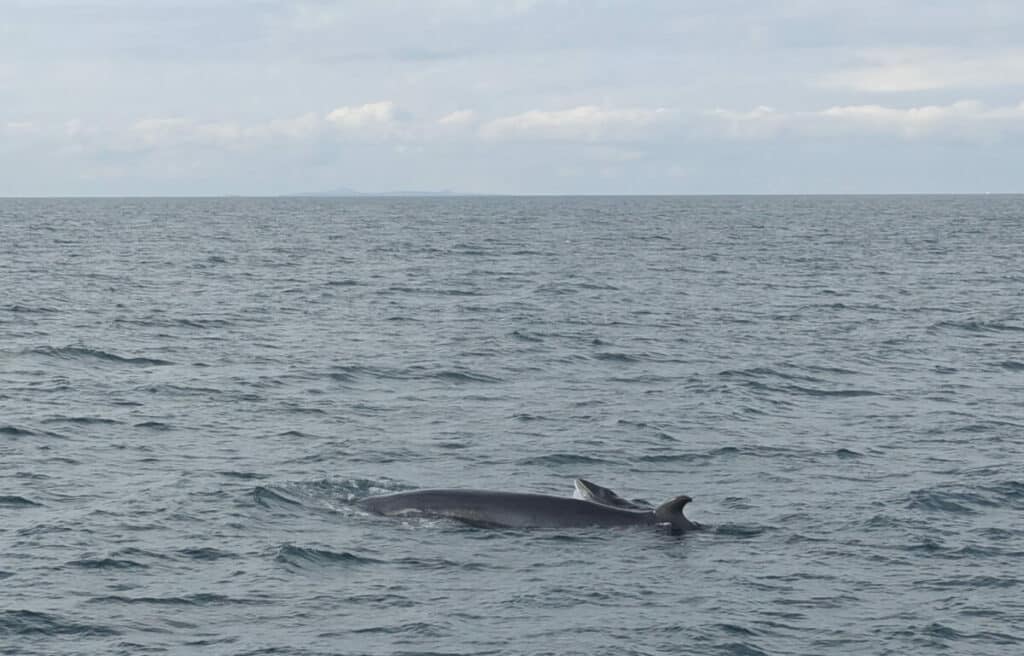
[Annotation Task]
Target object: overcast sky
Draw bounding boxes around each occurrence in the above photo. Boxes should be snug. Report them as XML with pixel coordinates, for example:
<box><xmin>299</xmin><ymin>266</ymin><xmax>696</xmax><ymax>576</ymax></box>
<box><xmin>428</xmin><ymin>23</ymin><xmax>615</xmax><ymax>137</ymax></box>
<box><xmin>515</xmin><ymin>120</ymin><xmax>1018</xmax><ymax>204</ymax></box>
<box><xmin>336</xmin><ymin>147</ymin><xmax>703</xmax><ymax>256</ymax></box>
<box><xmin>3</xmin><ymin>0</ymin><xmax>1023</xmax><ymax>195</ymax></box>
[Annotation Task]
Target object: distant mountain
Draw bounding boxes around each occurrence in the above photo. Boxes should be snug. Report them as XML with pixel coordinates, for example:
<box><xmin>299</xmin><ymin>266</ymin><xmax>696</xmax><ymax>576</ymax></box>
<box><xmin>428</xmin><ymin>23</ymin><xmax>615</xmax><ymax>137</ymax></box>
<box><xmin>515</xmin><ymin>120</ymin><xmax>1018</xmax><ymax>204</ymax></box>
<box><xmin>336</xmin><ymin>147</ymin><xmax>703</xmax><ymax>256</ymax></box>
<box><xmin>288</xmin><ymin>187</ymin><xmax>460</xmax><ymax>198</ymax></box>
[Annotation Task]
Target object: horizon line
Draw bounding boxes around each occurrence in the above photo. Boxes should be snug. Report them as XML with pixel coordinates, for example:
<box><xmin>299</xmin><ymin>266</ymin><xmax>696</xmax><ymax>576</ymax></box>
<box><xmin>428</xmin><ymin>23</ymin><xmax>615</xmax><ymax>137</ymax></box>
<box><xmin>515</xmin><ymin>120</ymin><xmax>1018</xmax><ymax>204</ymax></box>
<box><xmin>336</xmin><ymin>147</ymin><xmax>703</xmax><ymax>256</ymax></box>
<box><xmin>2</xmin><ymin>191</ymin><xmax>1023</xmax><ymax>200</ymax></box>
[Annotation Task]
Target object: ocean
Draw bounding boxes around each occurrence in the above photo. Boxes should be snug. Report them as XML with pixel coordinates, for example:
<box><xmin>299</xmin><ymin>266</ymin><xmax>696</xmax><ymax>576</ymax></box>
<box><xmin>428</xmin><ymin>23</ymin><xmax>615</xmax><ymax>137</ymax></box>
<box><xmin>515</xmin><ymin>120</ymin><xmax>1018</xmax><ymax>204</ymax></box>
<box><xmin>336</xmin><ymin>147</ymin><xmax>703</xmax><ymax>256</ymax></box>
<box><xmin>1</xmin><ymin>195</ymin><xmax>1022</xmax><ymax>655</ymax></box>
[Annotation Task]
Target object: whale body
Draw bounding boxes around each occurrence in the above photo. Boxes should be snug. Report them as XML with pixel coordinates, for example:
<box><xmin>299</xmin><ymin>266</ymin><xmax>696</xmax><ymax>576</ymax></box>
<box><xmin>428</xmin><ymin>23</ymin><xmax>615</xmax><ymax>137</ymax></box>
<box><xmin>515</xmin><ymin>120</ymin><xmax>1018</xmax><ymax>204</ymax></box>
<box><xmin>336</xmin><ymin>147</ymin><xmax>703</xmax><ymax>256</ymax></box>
<box><xmin>359</xmin><ymin>487</ymin><xmax>697</xmax><ymax>533</ymax></box>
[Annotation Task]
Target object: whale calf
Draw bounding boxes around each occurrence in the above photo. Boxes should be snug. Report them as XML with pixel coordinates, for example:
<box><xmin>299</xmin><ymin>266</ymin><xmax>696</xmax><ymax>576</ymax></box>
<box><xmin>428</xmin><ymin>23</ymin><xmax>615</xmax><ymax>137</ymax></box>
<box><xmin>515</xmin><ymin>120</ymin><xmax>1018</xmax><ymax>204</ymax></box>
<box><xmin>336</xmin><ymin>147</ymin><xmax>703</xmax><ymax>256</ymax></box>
<box><xmin>359</xmin><ymin>485</ymin><xmax>697</xmax><ymax>533</ymax></box>
<box><xmin>572</xmin><ymin>478</ymin><xmax>651</xmax><ymax>510</ymax></box>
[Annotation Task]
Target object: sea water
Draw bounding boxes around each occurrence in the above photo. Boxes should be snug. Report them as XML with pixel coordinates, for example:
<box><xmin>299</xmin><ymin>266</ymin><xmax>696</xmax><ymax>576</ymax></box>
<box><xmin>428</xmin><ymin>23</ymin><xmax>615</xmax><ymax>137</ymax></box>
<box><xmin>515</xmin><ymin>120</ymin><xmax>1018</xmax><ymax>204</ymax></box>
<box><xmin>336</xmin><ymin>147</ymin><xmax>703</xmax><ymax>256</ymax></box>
<box><xmin>1</xmin><ymin>195</ymin><xmax>1022</xmax><ymax>655</ymax></box>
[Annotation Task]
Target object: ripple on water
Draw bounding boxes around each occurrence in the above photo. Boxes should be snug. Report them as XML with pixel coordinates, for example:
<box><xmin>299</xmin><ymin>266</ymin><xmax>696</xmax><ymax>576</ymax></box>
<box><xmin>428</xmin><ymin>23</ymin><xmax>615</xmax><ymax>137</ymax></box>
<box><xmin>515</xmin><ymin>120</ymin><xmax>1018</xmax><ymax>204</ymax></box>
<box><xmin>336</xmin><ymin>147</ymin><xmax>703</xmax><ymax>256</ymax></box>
<box><xmin>274</xmin><ymin>544</ymin><xmax>383</xmax><ymax>570</ymax></box>
<box><xmin>65</xmin><ymin>557</ymin><xmax>149</xmax><ymax>570</ymax></box>
<box><xmin>0</xmin><ymin>609</ymin><xmax>120</xmax><ymax>637</ymax></box>
<box><xmin>0</xmin><ymin>495</ymin><xmax>42</xmax><ymax>507</ymax></box>
<box><xmin>26</xmin><ymin>345</ymin><xmax>174</xmax><ymax>367</ymax></box>
<box><xmin>89</xmin><ymin>593</ymin><xmax>266</xmax><ymax>606</ymax></box>
<box><xmin>252</xmin><ymin>486</ymin><xmax>303</xmax><ymax>507</ymax></box>
<box><xmin>176</xmin><ymin>547</ymin><xmax>237</xmax><ymax>561</ymax></box>
<box><xmin>517</xmin><ymin>453</ymin><xmax>618</xmax><ymax>466</ymax></box>
<box><xmin>906</xmin><ymin>486</ymin><xmax>1001</xmax><ymax>514</ymax></box>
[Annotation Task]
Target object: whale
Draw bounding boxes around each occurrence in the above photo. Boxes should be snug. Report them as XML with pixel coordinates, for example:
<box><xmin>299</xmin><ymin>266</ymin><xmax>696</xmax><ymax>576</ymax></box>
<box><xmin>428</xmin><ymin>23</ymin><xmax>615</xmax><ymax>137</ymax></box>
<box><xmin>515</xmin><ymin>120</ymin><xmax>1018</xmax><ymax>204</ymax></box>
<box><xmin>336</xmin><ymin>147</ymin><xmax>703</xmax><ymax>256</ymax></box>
<box><xmin>359</xmin><ymin>485</ymin><xmax>697</xmax><ymax>533</ymax></box>
<box><xmin>572</xmin><ymin>478</ymin><xmax>651</xmax><ymax>510</ymax></box>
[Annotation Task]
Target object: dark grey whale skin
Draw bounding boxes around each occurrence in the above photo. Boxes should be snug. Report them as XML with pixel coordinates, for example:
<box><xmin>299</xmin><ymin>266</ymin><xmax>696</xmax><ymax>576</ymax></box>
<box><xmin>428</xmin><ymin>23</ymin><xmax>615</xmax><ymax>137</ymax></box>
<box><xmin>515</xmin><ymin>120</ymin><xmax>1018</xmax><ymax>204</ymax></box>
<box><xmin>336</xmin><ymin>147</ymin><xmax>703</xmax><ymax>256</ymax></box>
<box><xmin>359</xmin><ymin>489</ymin><xmax>697</xmax><ymax>533</ymax></box>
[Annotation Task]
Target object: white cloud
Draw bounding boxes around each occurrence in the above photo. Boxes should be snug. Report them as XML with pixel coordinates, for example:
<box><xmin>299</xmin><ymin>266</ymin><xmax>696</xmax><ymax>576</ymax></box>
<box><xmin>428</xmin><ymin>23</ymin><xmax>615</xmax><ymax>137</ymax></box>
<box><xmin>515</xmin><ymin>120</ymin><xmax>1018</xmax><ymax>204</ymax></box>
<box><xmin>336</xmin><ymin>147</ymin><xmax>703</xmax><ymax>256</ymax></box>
<box><xmin>326</xmin><ymin>101</ymin><xmax>396</xmax><ymax>128</ymax></box>
<box><xmin>3</xmin><ymin>121</ymin><xmax>38</xmax><ymax>135</ymax></box>
<box><xmin>480</xmin><ymin>105</ymin><xmax>674</xmax><ymax>141</ymax></box>
<box><xmin>129</xmin><ymin>118</ymin><xmax>193</xmax><ymax>147</ymax></box>
<box><xmin>706</xmin><ymin>106</ymin><xmax>785</xmax><ymax>138</ymax></box>
<box><xmin>263</xmin><ymin>112</ymin><xmax>323</xmax><ymax>139</ymax></box>
<box><xmin>582</xmin><ymin>146</ymin><xmax>645</xmax><ymax>162</ymax></box>
<box><xmin>708</xmin><ymin>99</ymin><xmax>1024</xmax><ymax>140</ymax></box>
<box><xmin>64</xmin><ymin>119</ymin><xmax>85</xmax><ymax>138</ymax></box>
<box><xmin>823</xmin><ymin>48</ymin><xmax>1024</xmax><ymax>92</ymax></box>
<box><xmin>120</xmin><ymin>105</ymin><xmax>397</xmax><ymax>150</ymax></box>
<box><xmin>817</xmin><ymin>100</ymin><xmax>986</xmax><ymax>137</ymax></box>
<box><xmin>438</xmin><ymin>109</ymin><xmax>476</xmax><ymax>126</ymax></box>
<box><xmin>128</xmin><ymin>118</ymin><xmax>250</xmax><ymax>148</ymax></box>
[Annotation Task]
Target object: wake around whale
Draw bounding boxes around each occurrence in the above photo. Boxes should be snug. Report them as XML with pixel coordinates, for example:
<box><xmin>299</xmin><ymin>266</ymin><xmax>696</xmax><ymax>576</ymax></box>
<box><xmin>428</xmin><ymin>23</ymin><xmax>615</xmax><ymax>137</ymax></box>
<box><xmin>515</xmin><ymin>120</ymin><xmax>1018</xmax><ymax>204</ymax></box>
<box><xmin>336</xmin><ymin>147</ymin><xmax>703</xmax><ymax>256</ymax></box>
<box><xmin>359</xmin><ymin>479</ymin><xmax>698</xmax><ymax>533</ymax></box>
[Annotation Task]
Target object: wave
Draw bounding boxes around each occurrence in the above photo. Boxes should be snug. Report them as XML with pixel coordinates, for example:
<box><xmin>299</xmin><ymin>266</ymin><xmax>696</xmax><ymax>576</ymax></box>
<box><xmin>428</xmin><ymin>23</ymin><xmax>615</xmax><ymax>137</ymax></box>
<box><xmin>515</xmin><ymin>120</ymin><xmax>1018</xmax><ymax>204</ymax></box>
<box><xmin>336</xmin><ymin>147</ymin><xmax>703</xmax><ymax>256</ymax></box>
<box><xmin>906</xmin><ymin>488</ymin><xmax>999</xmax><ymax>514</ymax></box>
<box><xmin>65</xmin><ymin>557</ymin><xmax>148</xmax><ymax>570</ymax></box>
<box><xmin>112</xmin><ymin>316</ymin><xmax>234</xmax><ymax>329</ymax></box>
<box><xmin>252</xmin><ymin>486</ymin><xmax>303</xmax><ymax>507</ymax></box>
<box><xmin>133</xmin><ymin>421</ymin><xmax>171</xmax><ymax>430</ymax></box>
<box><xmin>517</xmin><ymin>453</ymin><xmax>617</xmax><ymax>466</ymax></box>
<box><xmin>0</xmin><ymin>609</ymin><xmax>120</xmax><ymax>637</ymax></box>
<box><xmin>0</xmin><ymin>495</ymin><xmax>42</xmax><ymax>507</ymax></box>
<box><xmin>1</xmin><ymin>304</ymin><xmax>60</xmax><ymax>314</ymax></box>
<box><xmin>275</xmin><ymin>544</ymin><xmax>382</xmax><ymax>569</ymax></box>
<box><xmin>784</xmin><ymin>385</ymin><xmax>879</xmax><ymax>398</ymax></box>
<box><xmin>379</xmin><ymin>284</ymin><xmax>482</xmax><ymax>297</ymax></box>
<box><xmin>593</xmin><ymin>351</ymin><xmax>643</xmax><ymax>363</ymax></box>
<box><xmin>45</xmin><ymin>416</ymin><xmax>122</xmax><ymax>425</ymax></box>
<box><xmin>349</xmin><ymin>621</ymin><xmax>447</xmax><ymax>637</ymax></box>
<box><xmin>718</xmin><ymin>366</ymin><xmax>823</xmax><ymax>383</ymax></box>
<box><xmin>173</xmin><ymin>317</ymin><xmax>234</xmax><ymax>329</ymax></box>
<box><xmin>90</xmin><ymin>593</ymin><xmax>264</xmax><ymax>606</ymax></box>
<box><xmin>712</xmin><ymin>524</ymin><xmax>767</xmax><ymax>538</ymax></box>
<box><xmin>138</xmin><ymin>383</ymin><xmax>223</xmax><ymax>396</ymax></box>
<box><xmin>716</xmin><ymin>366</ymin><xmax>878</xmax><ymax>398</ymax></box>
<box><xmin>435</xmin><ymin>370</ymin><xmax>501</xmax><ymax>383</ymax></box>
<box><xmin>638</xmin><ymin>446</ymin><xmax>741</xmax><ymax>463</ymax></box>
<box><xmin>254</xmin><ymin>478</ymin><xmax>395</xmax><ymax>511</ymax></box>
<box><xmin>930</xmin><ymin>319</ymin><xmax>1024</xmax><ymax>333</ymax></box>
<box><xmin>511</xmin><ymin>329</ymin><xmax>544</xmax><ymax>342</ymax></box>
<box><xmin>324</xmin><ymin>365</ymin><xmax>503</xmax><ymax>385</ymax></box>
<box><xmin>916</xmin><ymin>574</ymin><xmax>1020</xmax><ymax>590</ymax></box>
<box><xmin>28</xmin><ymin>345</ymin><xmax>174</xmax><ymax>366</ymax></box>
<box><xmin>219</xmin><ymin>470</ymin><xmax>270</xmax><ymax>480</ymax></box>
<box><xmin>176</xmin><ymin>547</ymin><xmax>237</xmax><ymax>561</ymax></box>
<box><xmin>950</xmin><ymin>419</ymin><xmax>1024</xmax><ymax>434</ymax></box>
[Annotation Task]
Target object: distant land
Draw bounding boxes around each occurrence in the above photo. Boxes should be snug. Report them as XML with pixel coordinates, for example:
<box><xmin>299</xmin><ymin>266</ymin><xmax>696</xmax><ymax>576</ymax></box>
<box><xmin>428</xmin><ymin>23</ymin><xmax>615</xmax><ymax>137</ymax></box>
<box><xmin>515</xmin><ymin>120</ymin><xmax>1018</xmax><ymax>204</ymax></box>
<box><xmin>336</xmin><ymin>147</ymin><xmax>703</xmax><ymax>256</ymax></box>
<box><xmin>287</xmin><ymin>187</ymin><xmax>462</xmax><ymax>198</ymax></box>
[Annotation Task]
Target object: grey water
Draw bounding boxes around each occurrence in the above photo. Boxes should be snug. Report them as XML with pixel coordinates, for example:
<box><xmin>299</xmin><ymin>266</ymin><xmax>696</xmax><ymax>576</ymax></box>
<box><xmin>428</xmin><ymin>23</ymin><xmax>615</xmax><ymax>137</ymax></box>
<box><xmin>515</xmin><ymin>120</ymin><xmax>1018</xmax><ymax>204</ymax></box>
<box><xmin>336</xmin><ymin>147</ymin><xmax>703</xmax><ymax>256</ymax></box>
<box><xmin>1</xmin><ymin>195</ymin><xmax>1022</xmax><ymax>655</ymax></box>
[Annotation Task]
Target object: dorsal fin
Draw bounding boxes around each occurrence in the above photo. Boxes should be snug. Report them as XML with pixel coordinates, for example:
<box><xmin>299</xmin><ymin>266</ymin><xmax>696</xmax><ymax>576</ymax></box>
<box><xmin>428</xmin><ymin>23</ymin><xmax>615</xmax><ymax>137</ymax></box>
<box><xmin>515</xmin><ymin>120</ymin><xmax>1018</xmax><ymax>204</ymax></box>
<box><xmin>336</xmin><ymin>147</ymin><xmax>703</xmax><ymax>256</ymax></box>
<box><xmin>654</xmin><ymin>495</ymin><xmax>697</xmax><ymax>533</ymax></box>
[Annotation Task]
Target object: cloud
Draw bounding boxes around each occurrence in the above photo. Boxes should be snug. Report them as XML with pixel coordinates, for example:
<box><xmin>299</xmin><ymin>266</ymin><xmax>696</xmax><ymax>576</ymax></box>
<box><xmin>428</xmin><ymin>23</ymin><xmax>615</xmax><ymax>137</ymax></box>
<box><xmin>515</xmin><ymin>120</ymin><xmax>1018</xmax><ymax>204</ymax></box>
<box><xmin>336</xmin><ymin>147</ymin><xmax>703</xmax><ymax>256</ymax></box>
<box><xmin>480</xmin><ymin>105</ymin><xmax>674</xmax><ymax>141</ymax></box>
<box><xmin>706</xmin><ymin>106</ymin><xmax>784</xmax><ymax>139</ymax></box>
<box><xmin>265</xmin><ymin>112</ymin><xmax>322</xmax><ymax>139</ymax></box>
<box><xmin>127</xmin><ymin>117</ymin><xmax>272</xmax><ymax>149</ymax></box>
<box><xmin>3</xmin><ymin>121</ymin><xmax>38</xmax><ymax>135</ymax></box>
<box><xmin>708</xmin><ymin>99</ymin><xmax>1024</xmax><ymax>139</ymax></box>
<box><xmin>817</xmin><ymin>100</ymin><xmax>985</xmax><ymax>137</ymax></box>
<box><xmin>325</xmin><ymin>101</ymin><xmax>397</xmax><ymax>129</ymax></box>
<box><xmin>823</xmin><ymin>48</ymin><xmax>1024</xmax><ymax>92</ymax></box>
<box><xmin>438</xmin><ymin>109</ymin><xmax>476</xmax><ymax>126</ymax></box>
<box><xmin>117</xmin><ymin>103</ymin><xmax>397</xmax><ymax>151</ymax></box>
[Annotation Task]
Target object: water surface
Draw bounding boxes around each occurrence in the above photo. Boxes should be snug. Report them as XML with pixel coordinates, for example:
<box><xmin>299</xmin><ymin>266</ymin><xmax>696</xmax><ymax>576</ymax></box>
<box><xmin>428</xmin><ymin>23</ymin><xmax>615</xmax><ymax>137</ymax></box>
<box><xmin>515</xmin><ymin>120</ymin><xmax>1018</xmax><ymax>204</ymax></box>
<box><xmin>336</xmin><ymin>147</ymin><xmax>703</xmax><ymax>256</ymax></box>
<box><xmin>2</xmin><ymin>196</ymin><xmax>1022</xmax><ymax>655</ymax></box>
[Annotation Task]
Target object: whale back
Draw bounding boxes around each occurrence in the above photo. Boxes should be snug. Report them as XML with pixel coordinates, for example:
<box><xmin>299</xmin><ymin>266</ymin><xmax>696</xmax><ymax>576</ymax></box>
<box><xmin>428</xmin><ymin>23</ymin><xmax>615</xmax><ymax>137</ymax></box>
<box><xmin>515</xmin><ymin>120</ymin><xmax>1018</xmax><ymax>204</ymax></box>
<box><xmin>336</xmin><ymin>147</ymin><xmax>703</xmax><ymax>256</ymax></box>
<box><xmin>360</xmin><ymin>488</ymin><xmax>698</xmax><ymax>533</ymax></box>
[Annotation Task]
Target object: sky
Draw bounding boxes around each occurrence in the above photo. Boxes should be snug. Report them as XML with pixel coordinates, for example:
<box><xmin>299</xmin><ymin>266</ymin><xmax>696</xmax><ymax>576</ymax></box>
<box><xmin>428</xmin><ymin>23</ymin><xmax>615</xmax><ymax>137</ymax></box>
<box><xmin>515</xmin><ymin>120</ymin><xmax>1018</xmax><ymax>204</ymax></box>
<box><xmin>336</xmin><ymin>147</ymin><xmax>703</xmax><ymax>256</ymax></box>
<box><xmin>2</xmin><ymin>0</ymin><xmax>1023</xmax><ymax>195</ymax></box>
